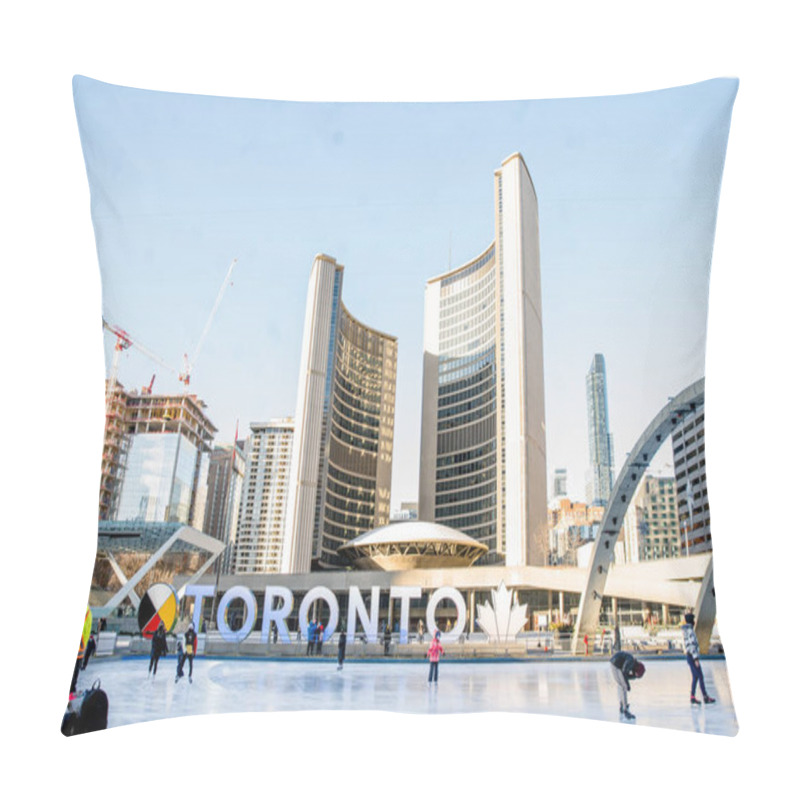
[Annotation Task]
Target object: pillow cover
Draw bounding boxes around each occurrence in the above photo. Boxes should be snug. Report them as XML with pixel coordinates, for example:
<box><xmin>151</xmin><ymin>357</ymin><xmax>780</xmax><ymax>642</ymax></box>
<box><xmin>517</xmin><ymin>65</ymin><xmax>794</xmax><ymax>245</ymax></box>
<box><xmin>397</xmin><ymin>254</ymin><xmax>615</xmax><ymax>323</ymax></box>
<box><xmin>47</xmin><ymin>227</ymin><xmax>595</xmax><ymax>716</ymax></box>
<box><xmin>67</xmin><ymin>75</ymin><xmax>738</xmax><ymax>736</ymax></box>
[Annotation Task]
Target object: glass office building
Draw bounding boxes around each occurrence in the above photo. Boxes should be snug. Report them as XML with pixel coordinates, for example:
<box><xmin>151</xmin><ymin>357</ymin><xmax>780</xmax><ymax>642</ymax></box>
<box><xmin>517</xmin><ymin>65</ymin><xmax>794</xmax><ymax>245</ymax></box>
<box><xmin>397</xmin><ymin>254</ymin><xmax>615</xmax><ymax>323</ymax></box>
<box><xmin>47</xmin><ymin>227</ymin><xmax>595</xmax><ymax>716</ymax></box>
<box><xmin>107</xmin><ymin>391</ymin><xmax>217</xmax><ymax>528</ymax></box>
<box><xmin>116</xmin><ymin>432</ymin><xmax>201</xmax><ymax>523</ymax></box>
<box><xmin>419</xmin><ymin>154</ymin><xmax>548</xmax><ymax>566</ymax></box>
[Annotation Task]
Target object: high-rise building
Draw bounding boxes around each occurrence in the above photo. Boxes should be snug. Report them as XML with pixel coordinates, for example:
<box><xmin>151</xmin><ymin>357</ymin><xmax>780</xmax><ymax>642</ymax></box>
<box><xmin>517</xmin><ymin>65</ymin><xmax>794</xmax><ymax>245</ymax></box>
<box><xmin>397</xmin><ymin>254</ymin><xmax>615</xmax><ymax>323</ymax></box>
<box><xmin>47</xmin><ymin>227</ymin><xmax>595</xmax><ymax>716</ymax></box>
<box><xmin>99</xmin><ymin>381</ymin><xmax>130</xmax><ymax>520</ymax></box>
<box><xmin>586</xmin><ymin>354</ymin><xmax>615</xmax><ymax>506</ymax></box>
<box><xmin>552</xmin><ymin>468</ymin><xmax>568</xmax><ymax>500</ymax></box>
<box><xmin>547</xmin><ymin>498</ymin><xmax>605</xmax><ymax>565</ymax></box>
<box><xmin>110</xmin><ymin>390</ymin><xmax>216</xmax><ymax>526</ymax></box>
<box><xmin>232</xmin><ymin>420</ymin><xmax>294</xmax><ymax>574</ymax></box>
<box><xmin>418</xmin><ymin>153</ymin><xmax>547</xmax><ymax>566</ymax></box>
<box><xmin>672</xmin><ymin>410</ymin><xmax>712</xmax><ymax>553</ymax></box>
<box><xmin>203</xmin><ymin>442</ymin><xmax>246</xmax><ymax>562</ymax></box>
<box><xmin>621</xmin><ymin>475</ymin><xmax>681</xmax><ymax>562</ymax></box>
<box><xmin>283</xmin><ymin>256</ymin><xmax>398</xmax><ymax>572</ymax></box>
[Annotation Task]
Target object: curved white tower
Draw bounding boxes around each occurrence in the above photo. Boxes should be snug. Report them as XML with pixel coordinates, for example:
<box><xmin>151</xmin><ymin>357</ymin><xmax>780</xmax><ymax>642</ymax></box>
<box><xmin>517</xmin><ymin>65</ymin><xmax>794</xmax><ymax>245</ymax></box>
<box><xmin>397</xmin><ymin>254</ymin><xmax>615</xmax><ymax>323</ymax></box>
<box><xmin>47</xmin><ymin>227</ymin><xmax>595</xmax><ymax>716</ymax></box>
<box><xmin>283</xmin><ymin>255</ymin><xmax>397</xmax><ymax>573</ymax></box>
<box><xmin>419</xmin><ymin>153</ymin><xmax>547</xmax><ymax>566</ymax></box>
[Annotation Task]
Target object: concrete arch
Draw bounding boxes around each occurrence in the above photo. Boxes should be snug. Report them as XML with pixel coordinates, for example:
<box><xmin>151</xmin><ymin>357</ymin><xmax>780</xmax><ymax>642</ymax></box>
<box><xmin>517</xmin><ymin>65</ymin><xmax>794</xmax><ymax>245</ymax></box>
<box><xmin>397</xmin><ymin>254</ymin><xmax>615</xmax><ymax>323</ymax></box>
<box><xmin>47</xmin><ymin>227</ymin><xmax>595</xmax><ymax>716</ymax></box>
<box><xmin>572</xmin><ymin>378</ymin><xmax>714</xmax><ymax>653</ymax></box>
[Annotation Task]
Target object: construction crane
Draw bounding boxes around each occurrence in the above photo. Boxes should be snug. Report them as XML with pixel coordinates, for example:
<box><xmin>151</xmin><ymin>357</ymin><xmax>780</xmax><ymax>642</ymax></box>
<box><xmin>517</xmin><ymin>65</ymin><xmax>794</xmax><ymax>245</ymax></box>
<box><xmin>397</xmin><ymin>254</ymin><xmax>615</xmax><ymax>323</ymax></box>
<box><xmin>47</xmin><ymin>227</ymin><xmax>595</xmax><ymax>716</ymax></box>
<box><xmin>179</xmin><ymin>257</ymin><xmax>237</xmax><ymax>386</ymax></box>
<box><xmin>102</xmin><ymin>318</ymin><xmax>180</xmax><ymax>393</ymax></box>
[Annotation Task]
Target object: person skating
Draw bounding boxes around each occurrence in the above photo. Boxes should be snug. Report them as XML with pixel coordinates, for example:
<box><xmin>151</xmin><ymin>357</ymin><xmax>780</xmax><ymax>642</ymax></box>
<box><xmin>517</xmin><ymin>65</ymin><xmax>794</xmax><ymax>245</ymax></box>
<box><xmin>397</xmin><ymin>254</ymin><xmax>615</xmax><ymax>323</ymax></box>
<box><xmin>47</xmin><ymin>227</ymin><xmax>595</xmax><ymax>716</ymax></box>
<box><xmin>306</xmin><ymin>620</ymin><xmax>316</xmax><ymax>656</ymax></box>
<box><xmin>609</xmin><ymin>650</ymin><xmax>645</xmax><ymax>720</ymax></box>
<box><xmin>175</xmin><ymin>637</ymin><xmax>185</xmax><ymax>682</ymax></box>
<box><xmin>681</xmin><ymin>612</ymin><xmax>716</xmax><ymax>705</ymax></box>
<box><xmin>316</xmin><ymin>622</ymin><xmax>324</xmax><ymax>655</ymax></box>
<box><xmin>427</xmin><ymin>630</ymin><xmax>444</xmax><ymax>684</ymax></box>
<box><xmin>383</xmin><ymin>624</ymin><xmax>392</xmax><ymax>656</ymax></box>
<box><xmin>337</xmin><ymin>630</ymin><xmax>347</xmax><ymax>671</ymax></box>
<box><xmin>148</xmin><ymin>622</ymin><xmax>168</xmax><ymax>677</ymax></box>
<box><xmin>183</xmin><ymin>623</ymin><xmax>197</xmax><ymax>683</ymax></box>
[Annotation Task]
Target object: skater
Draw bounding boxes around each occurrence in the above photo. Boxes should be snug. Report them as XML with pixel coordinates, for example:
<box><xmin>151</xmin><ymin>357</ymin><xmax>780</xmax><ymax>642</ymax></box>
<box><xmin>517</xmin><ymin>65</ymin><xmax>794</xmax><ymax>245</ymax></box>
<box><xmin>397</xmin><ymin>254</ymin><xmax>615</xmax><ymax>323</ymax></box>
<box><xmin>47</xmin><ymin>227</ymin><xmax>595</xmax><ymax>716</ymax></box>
<box><xmin>681</xmin><ymin>612</ymin><xmax>716</xmax><ymax>705</ymax></box>
<box><xmin>383</xmin><ymin>624</ymin><xmax>392</xmax><ymax>656</ymax></box>
<box><xmin>417</xmin><ymin>619</ymin><xmax>425</xmax><ymax>644</ymax></box>
<box><xmin>183</xmin><ymin>623</ymin><xmax>197</xmax><ymax>683</ymax></box>
<box><xmin>316</xmin><ymin>622</ymin><xmax>324</xmax><ymax>655</ymax></box>
<box><xmin>306</xmin><ymin>620</ymin><xmax>316</xmax><ymax>656</ymax></box>
<box><xmin>175</xmin><ymin>637</ymin><xmax>185</xmax><ymax>682</ymax></box>
<box><xmin>337</xmin><ymin>629</ymin><xmax>347</xmax><ymax>670</ymax></box>
<box><xmin>427</xmin><ymin>630</ymin><xmax>444</xmax><ymax>684</ymax></box>
<box><xmin>609</xmin><ymin>650</ymin><xmax>645</xmax><ymax>720</ymax></box>
<box><xmin>148</xmin><ymin>622</ymin><xmax>168</xmax><ymax>677</ymax></box>
<box><xmin>82</xmin><ymin>633</ymin><xmax>96</xmax><ymax>670</ymax></box>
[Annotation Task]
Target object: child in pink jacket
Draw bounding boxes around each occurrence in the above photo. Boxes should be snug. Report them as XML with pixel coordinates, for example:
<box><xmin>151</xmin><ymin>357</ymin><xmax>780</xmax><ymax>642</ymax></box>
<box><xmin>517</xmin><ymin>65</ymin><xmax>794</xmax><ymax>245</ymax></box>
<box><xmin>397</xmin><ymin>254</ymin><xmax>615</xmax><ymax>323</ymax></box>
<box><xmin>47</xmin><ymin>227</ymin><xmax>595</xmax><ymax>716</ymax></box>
<box><xmin>427</xmin><ymin>631</ymin><xmax>444</xmax><ymax>683</ymax></box>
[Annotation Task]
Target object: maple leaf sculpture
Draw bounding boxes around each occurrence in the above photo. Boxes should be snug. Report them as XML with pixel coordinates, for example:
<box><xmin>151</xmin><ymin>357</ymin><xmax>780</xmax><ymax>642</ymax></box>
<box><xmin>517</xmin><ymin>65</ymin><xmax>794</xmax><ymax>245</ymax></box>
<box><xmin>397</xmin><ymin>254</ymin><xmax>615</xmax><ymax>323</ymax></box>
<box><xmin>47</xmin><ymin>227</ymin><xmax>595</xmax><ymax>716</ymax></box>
<box><xmin>475</xmin><ymin>582</ymin><xmax>528</xmax><ymax>642</ymax></box>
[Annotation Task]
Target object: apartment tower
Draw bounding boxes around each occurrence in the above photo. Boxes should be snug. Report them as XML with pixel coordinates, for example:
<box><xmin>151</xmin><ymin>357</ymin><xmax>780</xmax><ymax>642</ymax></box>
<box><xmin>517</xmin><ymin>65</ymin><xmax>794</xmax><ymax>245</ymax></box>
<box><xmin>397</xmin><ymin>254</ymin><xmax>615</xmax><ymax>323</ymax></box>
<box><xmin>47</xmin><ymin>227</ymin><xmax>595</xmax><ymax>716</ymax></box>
<box><xmin>586</xmin><ymin>354</ymin><xmax>615</xmax><ymax>506</ymax></box>
<box><xmin>672</xmin><ymin>409</ymin><xmax>712</xmax><ymax>554</ymax></box>
<box><xmin>231</xmin><ymin>420</ymin><xmax>294</xmax><ymax>573</ymax></box>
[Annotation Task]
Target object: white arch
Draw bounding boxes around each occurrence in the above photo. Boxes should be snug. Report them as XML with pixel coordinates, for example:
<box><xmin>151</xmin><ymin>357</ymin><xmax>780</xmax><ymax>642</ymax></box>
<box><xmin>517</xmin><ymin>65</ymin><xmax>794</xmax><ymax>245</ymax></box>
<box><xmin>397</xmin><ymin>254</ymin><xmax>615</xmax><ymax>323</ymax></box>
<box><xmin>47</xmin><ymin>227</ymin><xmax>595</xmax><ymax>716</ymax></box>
<box><xmin>572</xmin><ymin>379</ymin><xmax>714</xmax><ymax>653</ymax></box>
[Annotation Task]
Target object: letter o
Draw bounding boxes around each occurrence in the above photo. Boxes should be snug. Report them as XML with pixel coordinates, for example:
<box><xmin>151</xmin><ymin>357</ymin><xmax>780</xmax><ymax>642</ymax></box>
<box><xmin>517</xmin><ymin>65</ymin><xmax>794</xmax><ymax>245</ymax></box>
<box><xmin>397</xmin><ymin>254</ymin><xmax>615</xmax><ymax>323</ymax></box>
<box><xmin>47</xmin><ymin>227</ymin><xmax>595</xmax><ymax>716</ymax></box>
<box><xmin>217</xmin><ymin>586</ymin><xmax>257</xmax><ymax>643</ymax></box>
<box><xmin>297</xmin><ymin>587</ymin><xmax>339</xmax><ymax>643</ymax></box>
<box><xmin>426</xmin><ymin>587</ymin><xmax>466</xmax><ymax>643</ymax></box>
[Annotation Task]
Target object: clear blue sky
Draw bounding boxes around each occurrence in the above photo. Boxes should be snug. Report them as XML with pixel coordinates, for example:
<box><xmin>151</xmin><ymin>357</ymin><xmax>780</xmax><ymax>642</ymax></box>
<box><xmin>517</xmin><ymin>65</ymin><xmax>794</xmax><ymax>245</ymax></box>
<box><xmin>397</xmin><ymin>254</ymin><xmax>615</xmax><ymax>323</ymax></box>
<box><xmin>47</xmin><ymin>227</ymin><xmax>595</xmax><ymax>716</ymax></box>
<box><xmin>74</xmin><ymin>76</ymin><xmax>737</xmax><ymax>507</ymax></box>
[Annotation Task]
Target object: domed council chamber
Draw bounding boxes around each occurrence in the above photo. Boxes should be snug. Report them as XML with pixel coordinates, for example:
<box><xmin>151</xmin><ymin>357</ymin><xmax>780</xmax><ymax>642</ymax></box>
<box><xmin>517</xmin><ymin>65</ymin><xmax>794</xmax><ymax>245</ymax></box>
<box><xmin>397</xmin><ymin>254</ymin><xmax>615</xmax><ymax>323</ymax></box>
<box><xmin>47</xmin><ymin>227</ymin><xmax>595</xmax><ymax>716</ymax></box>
<box><xmin>338</xmin><ymin>521</ymin><xmax>488</xmax><ymax>571</ymax></box>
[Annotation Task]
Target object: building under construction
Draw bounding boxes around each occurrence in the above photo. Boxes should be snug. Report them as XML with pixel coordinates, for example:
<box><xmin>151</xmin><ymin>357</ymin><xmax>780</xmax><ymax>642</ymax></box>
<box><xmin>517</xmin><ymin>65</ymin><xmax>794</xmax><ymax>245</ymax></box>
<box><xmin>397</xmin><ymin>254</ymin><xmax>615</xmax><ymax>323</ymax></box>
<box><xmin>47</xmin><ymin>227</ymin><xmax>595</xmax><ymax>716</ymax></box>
<box><xmin>99</xmin><ymin>381</ymin><xmax>217</xmax><ymax>525</ymax></box>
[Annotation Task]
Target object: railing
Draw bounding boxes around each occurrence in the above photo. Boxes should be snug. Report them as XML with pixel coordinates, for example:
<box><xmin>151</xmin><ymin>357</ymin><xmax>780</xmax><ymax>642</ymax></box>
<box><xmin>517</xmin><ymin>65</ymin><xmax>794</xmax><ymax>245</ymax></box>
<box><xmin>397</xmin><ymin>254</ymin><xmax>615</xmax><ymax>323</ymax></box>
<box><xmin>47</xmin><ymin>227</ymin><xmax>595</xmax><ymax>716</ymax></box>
<box><xmin>89</xmin><ymin>627</ymin><xmax>723</xmax><ymax>659</ymax></box>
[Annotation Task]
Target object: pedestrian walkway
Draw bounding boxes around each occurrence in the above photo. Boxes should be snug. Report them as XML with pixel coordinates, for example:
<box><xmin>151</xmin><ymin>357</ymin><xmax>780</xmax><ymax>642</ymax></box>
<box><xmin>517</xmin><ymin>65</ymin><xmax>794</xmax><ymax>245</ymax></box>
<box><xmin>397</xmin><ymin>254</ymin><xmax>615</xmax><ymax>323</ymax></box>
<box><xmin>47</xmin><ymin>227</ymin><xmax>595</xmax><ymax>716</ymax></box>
<box><xmin>76</xmin><ymin>657</ymin><xmax>737</xmax><ymax>735</ymax></box>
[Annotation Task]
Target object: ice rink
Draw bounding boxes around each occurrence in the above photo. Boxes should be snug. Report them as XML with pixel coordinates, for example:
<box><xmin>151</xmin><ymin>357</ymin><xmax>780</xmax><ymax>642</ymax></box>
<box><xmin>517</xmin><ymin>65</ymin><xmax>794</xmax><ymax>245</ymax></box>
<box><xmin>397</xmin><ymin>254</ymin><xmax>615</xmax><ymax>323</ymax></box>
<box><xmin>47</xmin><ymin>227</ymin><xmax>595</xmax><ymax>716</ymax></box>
<box><xmin>72</xmin><ymin>655</ymin><xmax>737</xmax><ymax>736</ymax></box>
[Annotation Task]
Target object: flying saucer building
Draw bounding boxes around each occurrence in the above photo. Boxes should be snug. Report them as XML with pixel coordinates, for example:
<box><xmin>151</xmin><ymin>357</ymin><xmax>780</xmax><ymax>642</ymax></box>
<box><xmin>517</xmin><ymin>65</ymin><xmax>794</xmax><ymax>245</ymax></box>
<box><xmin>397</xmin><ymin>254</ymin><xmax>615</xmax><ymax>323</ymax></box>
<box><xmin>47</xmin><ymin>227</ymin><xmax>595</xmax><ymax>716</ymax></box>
<box><xmin>339</xmin><ymin>521</ymin><xmax>488</xmax><ymax>571</ymax></box>
<box><xmin>418</xmin><ymin>153</ymin><xmax>548</xmax><ymax>567</ymax></box>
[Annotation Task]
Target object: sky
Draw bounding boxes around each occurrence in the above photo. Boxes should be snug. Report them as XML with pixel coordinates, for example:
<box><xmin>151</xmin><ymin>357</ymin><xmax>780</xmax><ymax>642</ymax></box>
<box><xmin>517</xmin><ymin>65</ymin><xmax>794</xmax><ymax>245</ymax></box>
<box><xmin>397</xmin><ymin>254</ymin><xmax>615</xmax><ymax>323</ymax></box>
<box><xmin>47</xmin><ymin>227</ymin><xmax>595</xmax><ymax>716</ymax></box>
<box><xmin>74</xmin><ymin>75</ymin><xmax>737</xmax><ymax>509</ymax></box>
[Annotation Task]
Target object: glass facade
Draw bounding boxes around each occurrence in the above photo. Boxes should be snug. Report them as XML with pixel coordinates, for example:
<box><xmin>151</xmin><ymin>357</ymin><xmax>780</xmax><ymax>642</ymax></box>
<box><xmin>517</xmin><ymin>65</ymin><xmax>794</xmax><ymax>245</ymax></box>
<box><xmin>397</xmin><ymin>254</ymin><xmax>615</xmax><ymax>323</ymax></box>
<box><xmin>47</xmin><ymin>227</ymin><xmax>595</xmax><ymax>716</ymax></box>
<box><xmin>420</xmin><ymin>154</ymin><xmax>547</xmax><ymax>568</ymax></box>
<box><xmin>115</xmin><ymin>433</ymin><xmax>199</xmax><ymax>523</ymax></box>
<box><xmin>283</xmin><ymin>255</ymin><xmax>397</xmax><ymax>573</ymax></box>
<box><xmin>318</xmin><ymin>304</ymin><xmax>397</xmax><ymax>568</ymax></box>
<box><xmin>433</xmin><ymin>245</ymin><xmax>500</xmax><ymax>562</ymax></box>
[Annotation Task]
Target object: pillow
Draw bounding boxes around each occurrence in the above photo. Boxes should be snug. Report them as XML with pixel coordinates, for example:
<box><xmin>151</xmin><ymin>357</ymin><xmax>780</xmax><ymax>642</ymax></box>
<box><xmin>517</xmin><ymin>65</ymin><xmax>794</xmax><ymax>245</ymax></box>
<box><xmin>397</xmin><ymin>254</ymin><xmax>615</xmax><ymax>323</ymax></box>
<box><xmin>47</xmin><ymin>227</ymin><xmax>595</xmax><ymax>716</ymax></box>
<box><xmin>67</xmin><ymin>75</ymin><xmax>738</xmax><ymax>736</ymax></box>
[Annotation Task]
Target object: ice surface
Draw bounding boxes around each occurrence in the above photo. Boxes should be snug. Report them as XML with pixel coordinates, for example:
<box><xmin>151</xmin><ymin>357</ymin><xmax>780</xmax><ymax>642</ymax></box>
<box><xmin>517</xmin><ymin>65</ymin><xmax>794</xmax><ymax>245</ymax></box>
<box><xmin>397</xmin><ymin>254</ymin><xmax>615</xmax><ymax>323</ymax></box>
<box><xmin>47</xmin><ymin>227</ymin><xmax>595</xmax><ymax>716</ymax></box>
<box><xmin>74</xmin><ymin>656</ymin><xmax>737</xmax><ymax>736</ymax></box>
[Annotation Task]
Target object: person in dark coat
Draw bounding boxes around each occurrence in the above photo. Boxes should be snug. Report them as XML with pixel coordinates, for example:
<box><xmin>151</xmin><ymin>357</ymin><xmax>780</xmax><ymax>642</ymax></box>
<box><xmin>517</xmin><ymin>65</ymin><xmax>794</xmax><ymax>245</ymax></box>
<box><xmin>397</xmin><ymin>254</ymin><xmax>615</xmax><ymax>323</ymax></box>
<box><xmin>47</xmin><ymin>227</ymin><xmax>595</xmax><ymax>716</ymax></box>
<box><xmin>148</xmin><ymin>622</ymin><xmax>168</xmax><ymax>677</ymax></box>
<box><xmin>81</xmin><ymin>634</ymin><xmax>97</xmax><ymax>670</ymax></box>
<box><xmin>609</xmin><ymin>650</ymin><xmax>645</xmax><ymax>720</ymax></box>
<box><xmin>183</xmin><ymin>623</ymin><xmax>198</xmax><ymax>683</ymax></box>
<box><xmin>383</xmin><ymin>624</ymin><xmax>392</xmax><ymax>656</ymax></box>
<box><xmin>316</xmin><ymin>622</ymin><xmax>324</xmax><ymax>655</ymax></box>
<box><xmin>337</xmin><ymin>630</ymin><xmax>347</xmax><ymax>670</ymax></box>
<box><xmin>175</xmin><ymin>637</ymin><xmax>185</xmax><ymax>682</ymax></box>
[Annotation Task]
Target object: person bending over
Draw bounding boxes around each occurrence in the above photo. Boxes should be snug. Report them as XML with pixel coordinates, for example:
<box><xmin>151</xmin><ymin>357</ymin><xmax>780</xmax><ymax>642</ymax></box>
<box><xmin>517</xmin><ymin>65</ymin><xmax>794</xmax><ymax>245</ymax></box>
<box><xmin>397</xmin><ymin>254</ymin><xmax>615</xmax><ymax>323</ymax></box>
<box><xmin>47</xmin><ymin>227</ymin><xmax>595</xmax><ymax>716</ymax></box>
<box><xmin>609</xmin><ymin>650</ymin><xmax>645</xmax><ymax>720</ymax></box>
